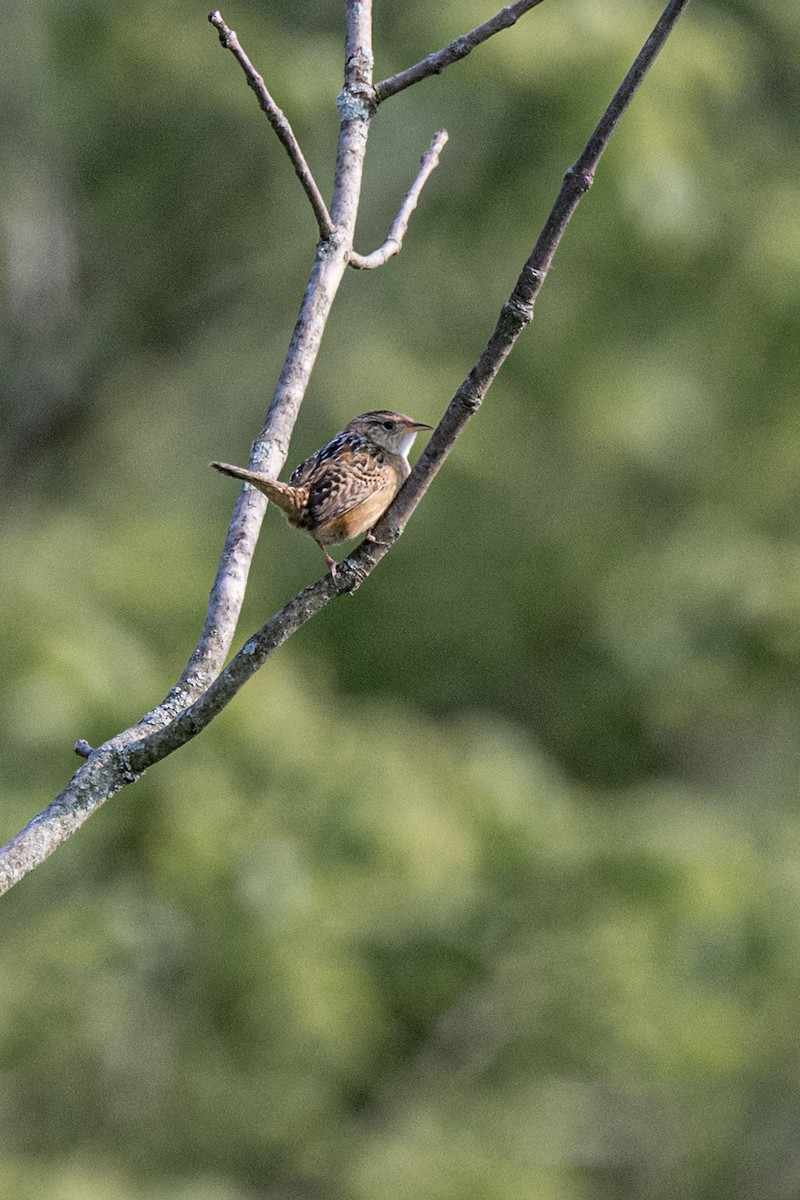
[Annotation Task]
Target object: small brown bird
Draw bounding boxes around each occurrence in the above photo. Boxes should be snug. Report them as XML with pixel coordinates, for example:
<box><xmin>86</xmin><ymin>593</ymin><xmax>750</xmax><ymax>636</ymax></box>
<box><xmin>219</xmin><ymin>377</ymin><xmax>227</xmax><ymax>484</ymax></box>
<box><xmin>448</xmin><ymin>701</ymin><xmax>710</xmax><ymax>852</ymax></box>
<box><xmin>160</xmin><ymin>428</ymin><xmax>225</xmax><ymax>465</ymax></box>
<box><xmin>212</xmin><ymin>410</ymin><xmax>432</xmax><ymax>575</ymax></box>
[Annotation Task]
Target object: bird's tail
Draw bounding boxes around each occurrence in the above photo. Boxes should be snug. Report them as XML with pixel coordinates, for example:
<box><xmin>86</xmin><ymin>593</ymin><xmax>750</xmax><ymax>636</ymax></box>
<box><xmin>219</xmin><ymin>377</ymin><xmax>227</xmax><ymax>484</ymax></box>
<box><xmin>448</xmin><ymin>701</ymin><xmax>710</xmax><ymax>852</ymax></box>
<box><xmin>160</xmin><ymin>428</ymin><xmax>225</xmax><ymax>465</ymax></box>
<box><xmin>211</xmin><ymin>462</ymin><xmax>306</xmax><ymax>521</ymax></box>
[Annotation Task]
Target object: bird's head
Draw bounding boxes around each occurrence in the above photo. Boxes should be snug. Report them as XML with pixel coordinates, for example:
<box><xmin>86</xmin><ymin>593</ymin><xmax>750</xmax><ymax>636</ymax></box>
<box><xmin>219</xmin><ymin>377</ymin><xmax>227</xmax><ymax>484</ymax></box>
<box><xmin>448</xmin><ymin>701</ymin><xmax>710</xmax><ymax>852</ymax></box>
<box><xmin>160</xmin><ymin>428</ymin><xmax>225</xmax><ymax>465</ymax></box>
<box><xmin>347</xmin><ymin>410</ymin><xmax>433</xmax><ymax>459</ymax></box>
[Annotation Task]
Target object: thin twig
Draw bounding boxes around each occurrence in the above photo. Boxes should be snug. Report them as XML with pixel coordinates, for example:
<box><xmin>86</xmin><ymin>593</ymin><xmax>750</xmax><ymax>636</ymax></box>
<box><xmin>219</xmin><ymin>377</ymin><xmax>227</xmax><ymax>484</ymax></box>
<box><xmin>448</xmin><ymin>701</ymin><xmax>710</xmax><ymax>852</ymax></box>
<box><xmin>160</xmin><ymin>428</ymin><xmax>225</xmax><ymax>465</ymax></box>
<box><xmin>209</xmin><ymin>10</ymin><xmax>335</xmax><ymax>240</ymax></box>
<box><xmin>349</xmin><ymin>130</ymin><xmax>448</xmax><ymax>270</ymax></box>
<box><xmin>373</xmin><ymin>0</ymin><xmax>546</xmax><ymax>105</ymax></box>
<box><xmin>0</xmin><ymin>0</ymin><xmax>691</xmax><ymax>896</ymax></box>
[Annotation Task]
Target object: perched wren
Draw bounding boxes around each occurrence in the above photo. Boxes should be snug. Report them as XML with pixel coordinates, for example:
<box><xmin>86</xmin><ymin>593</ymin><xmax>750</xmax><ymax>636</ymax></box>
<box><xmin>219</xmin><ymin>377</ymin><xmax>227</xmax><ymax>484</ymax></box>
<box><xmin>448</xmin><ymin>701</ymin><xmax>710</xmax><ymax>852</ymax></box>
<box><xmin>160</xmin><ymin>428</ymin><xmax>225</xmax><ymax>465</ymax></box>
<box><xmin>212</xmin><ymin>410</ymin><xmax>432</xmax><ymax>575</ymax></box>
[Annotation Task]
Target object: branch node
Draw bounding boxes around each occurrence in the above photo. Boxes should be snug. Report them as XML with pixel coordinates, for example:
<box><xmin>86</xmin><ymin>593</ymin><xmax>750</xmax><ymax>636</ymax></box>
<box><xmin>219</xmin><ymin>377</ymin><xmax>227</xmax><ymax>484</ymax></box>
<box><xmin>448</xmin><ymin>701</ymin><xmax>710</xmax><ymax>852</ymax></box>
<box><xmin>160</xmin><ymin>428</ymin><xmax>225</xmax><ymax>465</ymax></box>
<box><xmin>502</xmin><ymin>293</ymin><xmax>534</xmax><ymax>326</ymax></box>
<box><xmin>338</xmin><ymin>559</ymin><xmax>369</xmax><ymax>593</ymax></box>
<box><xmin>208</xmin><ymin>10</ymin><xmax>233</xmax><ymax>47</ymax></box>
<box><xmin>317</xmin><ymin>232</ymin><xmax>343</xmax><ymax>261</ymax></box>
<box><xmin>337</xmin><ymin>86</ymin><xmax>376</xmax><ymax>123</ymax></box>
<box><xmin>115</xmin><ymin>745</ymin><xmax>141</xmax><ymax>786</ymax></box>
<box><xmin>564</xmin><ymin>163</ymin><xmax>594</xmax><ymax>194</ymax></box>
<box><xmin>457</xmin><ymin>387</ymin><xmax>483</xmax><ymax>416</ymax></box>
<box><xmin>522</xmin><ymin>264</ymin><xmax>546</xmax><ymax>288</ymax></box>
<box><xmin>74</xmin><ymin>739</ymin><xmax>93</xmax><ymax>759</ymax></box>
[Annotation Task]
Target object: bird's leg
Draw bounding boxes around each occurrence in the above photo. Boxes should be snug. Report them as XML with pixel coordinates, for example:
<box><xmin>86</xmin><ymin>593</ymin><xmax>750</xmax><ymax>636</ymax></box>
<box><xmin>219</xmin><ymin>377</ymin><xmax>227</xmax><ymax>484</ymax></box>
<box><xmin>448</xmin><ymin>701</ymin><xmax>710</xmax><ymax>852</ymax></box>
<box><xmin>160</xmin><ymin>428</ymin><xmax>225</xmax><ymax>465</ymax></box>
<box><xmin>320</xmin><ymin>545</ymin><xmax>338</xmax><ymax>577</ymax></box>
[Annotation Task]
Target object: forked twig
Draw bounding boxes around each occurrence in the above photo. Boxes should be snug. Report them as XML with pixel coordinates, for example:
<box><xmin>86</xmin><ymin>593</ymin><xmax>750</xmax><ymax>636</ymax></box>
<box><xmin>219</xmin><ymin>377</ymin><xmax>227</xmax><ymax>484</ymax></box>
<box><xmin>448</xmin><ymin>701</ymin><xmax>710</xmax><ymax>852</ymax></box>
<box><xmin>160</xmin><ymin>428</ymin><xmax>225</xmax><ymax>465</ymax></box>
<box><xmin>349</xmin><ymin>131</ymin><xmax>449</xmax><ymax>269</ymax></box>
<box><xmin>209</xmin><ymin>10</ymin><xmax>335</xmax><ymax>240</ymax></box>
<box><xmin>374</xmin><ymin>0</ymin><xmax>546</xmax><ymax>104</ymax></box>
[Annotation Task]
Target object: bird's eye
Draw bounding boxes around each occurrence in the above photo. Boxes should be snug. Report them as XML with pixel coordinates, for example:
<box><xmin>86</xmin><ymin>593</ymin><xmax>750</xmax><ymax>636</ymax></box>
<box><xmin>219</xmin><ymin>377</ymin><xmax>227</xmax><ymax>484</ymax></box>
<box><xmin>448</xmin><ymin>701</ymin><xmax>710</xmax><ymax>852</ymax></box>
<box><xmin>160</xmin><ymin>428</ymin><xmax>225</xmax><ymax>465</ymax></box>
<box><xmin>382</xmin><ymin>420</ymin><xmax>395</xmax><ymax>430</ymax></box>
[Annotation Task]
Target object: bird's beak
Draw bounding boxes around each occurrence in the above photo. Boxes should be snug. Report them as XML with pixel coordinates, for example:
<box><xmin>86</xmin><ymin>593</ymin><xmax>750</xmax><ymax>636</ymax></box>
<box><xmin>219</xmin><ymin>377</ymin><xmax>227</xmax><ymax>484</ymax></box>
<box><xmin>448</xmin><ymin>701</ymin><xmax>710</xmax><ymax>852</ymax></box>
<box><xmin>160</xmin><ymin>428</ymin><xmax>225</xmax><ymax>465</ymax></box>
<box><xmin>409</xmin><ymin>421</ymin><xmax>433</xmax><ymax>431</ymax></box>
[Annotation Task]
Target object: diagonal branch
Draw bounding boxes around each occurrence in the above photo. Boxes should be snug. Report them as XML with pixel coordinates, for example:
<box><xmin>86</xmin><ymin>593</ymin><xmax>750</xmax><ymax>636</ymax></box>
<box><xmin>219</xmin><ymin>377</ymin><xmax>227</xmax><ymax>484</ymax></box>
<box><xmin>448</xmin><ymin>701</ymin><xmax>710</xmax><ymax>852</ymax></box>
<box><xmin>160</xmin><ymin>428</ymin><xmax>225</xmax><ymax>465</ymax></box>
<box><xmin>373</xmin><ymin>0</ymin><xmax>546</xmax><ymax>105</ymax></box>
<box><xmin>209</xmin><ymin>10</ymin><xmax>336</xmax><ymax>240</ymax></box>
<box><xmin>349</xmin><ymin>130</ymin><xmax>448</xmax><ymax>269</ymax></box>
<box><xmin>0</xmin><ymin>0</ymin><xmax>691</xmax><ymax>897</ymax></box>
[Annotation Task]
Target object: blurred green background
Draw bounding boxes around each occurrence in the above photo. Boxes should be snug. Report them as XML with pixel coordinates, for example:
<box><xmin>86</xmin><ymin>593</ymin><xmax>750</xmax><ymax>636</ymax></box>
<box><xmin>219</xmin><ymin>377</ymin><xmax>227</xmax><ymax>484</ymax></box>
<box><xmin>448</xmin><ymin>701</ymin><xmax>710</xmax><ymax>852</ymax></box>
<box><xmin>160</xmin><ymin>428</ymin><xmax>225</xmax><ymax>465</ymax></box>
<box><xmin>2</xmin><ymin>0</ymin><xmax>800</xmax><ymax>1196</ymax></box>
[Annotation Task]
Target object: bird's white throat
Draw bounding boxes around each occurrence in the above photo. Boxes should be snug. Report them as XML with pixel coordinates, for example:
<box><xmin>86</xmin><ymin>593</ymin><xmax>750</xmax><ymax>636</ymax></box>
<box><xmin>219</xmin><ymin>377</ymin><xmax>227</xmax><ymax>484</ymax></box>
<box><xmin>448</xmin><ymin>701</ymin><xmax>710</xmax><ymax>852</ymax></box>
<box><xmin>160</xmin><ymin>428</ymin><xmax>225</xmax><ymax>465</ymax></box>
<box><xmin>396</xmin><ymin>431</ymin><xmax>418</xmax><ymax>463</ymax></box>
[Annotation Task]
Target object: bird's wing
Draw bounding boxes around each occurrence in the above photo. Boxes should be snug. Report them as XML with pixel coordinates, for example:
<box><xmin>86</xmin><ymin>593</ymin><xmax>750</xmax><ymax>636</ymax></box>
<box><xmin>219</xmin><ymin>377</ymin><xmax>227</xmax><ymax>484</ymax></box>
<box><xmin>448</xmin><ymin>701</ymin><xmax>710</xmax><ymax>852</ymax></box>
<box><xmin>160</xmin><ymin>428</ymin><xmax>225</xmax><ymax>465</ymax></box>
<box><xmin>306</xmin><ymin>442</ymin><xmax>399</xmax><ymax>532</ymax></box>
<box><xmin>289</xmin><ymin>448</ymin><xmax>322</xmax><ymax>489</ymax></box>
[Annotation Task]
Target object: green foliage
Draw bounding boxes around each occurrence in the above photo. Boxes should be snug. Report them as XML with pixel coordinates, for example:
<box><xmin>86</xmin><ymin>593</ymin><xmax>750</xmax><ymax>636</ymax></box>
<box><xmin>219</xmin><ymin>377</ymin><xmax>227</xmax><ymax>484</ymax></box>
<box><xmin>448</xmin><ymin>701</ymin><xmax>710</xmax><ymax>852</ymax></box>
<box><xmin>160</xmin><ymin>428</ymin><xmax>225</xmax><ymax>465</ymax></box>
<box><xmin>2</xmin><ymin>0</ymin><xmax>800</xmax><ymax>1196</ymax></box>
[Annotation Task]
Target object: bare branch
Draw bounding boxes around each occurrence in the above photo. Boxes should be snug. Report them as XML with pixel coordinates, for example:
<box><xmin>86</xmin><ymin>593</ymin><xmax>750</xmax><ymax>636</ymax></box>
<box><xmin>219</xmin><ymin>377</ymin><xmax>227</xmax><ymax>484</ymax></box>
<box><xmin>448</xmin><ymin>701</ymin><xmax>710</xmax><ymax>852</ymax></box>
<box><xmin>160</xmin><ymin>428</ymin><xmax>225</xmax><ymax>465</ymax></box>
<box><xmin>174</xmin><ymin>1</ymin><xmax>377</xmax><ymax>700</ymax></box>
<box><xmin>373</xmin><ymin>0</ymin><xmax>546</xmax><ymax>105</ymax></box>
<box><xmin>209</xmin><ymin>10</ymin><xmax>335</xmax><ymax>240</ymax></box>
<box><xmin>349</xmin><ymin>130</ymin><xmax>448</xmax><ymax>270</ymax></box>
<box><xmin>0</xmin><ymin>0</ymin><xmax>691</xmax><ymax>896</ymax></box>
